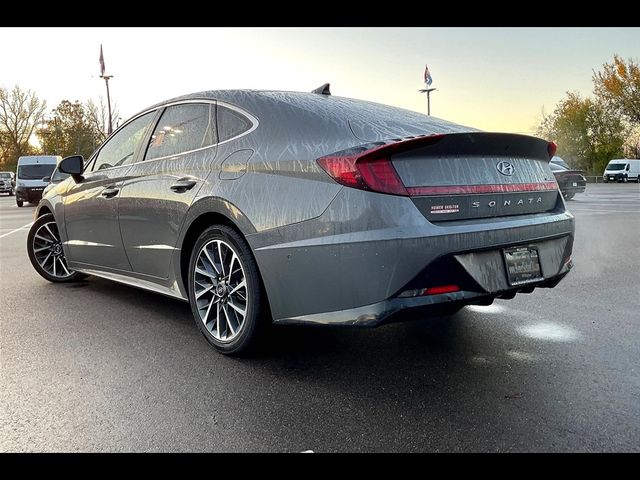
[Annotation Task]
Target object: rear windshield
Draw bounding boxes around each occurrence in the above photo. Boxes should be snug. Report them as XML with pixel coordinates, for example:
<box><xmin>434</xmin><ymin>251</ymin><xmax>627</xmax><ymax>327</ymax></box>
<box><xmin>0</xmin><ymin>172</ymin><xmax>11</xmax><ymax>179</ymax></box>
<box><xmin>17</xmin><ymin>164</ymin><xmax>56</xmax><ymax>179</ymax></box>
<box><xmin>607</xmin><ymin>163</ymin><xmax>626</xmax><ymax>171</ymax></box>
<box><xmin>550</xmin><ymin>163</ymin><xmax>566</xmax><ymax>172</ymax></box>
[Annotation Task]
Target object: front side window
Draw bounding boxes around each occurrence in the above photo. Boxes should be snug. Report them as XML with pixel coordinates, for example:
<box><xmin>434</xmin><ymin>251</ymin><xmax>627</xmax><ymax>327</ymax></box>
<box><xmin>217</xmin><ymin>105</ymin><xmax>253</xmax><ymax>142</ymax></box>
<box><xmin>51</xmin><ymin>168</ymin><xmax>70</xmax><ymax>183</ymax></box>
<box><xmin>145</xmin><ymin>103</ymin><xmax>216</xmax><ymax>161</ymax></box>
<box><xmin>92</xmin><ymin>111</ymin><xmax>156</xmax><ymax>172</ymax></box>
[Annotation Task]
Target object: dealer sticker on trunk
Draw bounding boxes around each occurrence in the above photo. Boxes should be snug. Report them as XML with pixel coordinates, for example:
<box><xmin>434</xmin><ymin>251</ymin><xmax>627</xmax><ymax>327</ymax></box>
<box><xmin>430</xmin><ymin>204</ymin><xmax>460</xmax><ymax>214</ymax></box>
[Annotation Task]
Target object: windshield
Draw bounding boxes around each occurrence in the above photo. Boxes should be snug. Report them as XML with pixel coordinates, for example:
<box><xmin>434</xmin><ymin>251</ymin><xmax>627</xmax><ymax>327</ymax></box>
<box><xmin>0</xmin><ymin>172</ymin><xmax>11</xmax><ymax>179</ymax></box>
<box><xmin>17</xmin><ymin>164</ymin><xmax>56</xmax><ymax>180</ymax></box>
<box><xmin>607</xmin><ymin>163</ymin><xmax>627</xmax><ymax>171</ymax></box>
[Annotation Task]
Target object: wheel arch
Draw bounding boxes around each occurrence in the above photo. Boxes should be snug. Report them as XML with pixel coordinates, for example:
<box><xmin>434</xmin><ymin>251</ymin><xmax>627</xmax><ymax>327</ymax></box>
<box><xmin>35</xmin><ymin>201</ymin><xmax>53</xmax><ymax>218</ymax></box>
<box><xmin>174</xmin><ymin>197</ymin><xmax>257</xmax><ymax>298</ymax></box>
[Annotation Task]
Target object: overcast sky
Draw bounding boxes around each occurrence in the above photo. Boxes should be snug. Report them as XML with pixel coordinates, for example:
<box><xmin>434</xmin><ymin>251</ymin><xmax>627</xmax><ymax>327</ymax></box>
<box><xmin>1</xmin><ymin>27</ymin><xmax>638</xmax><ymax>134</ymax></box>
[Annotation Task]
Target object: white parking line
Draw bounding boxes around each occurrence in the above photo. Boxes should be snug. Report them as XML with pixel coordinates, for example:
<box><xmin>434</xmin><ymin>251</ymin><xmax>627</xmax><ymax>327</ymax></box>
<box><xmin>0</xmin><ymin>221</ymin><xmax>34</xmax><ymax>239</ymax></box>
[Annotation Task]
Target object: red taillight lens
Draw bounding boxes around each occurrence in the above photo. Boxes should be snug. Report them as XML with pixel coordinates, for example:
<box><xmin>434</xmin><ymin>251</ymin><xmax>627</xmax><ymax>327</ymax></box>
<box><xmin>317</xmin><ymin>155</ymin><xmax>408</xmax><ymax>196</ymax></box>
<box><xmin>422</xmin><ymin>285</ymin><xmax>460</xmax><ymax>295</ymax></box>
<box><xmin>316</xmin><ymin>156</ymin><xmax>362</xmax><ymax>189</ymax></box>
<box><xmin>547</xmin><ymin>142</ymin><xmax>557</xmax><ymax>158</ymax></box>
<box><xmin>357</xmin><ymin>158</ymin><xmax>408</xmax><ymax>196</ymax></box>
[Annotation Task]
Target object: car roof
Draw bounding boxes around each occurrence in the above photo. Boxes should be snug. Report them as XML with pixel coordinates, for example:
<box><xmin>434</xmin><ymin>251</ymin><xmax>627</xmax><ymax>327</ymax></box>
<box><xmin>133</xmin><ymin>89</ymin><xmax>476</xmax><ymax>137</ymax></box>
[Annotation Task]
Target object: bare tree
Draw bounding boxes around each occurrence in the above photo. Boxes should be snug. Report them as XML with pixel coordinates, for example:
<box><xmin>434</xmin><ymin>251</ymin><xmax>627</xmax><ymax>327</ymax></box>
<box><xmin>86</xmin><ymin>97</ymin><xmax>120</xmax><ymax>145</ymax></box>
<box><xmin>0</xmin><ymin>85</ymin><xmax>47</xmax><ymax>168</ymax></box>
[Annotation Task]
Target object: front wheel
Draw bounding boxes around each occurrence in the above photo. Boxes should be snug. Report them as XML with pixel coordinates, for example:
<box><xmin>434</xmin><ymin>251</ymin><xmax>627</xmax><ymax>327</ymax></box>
<box><xmin>27</xmin><ymin>214</ymin><xmax>83</xmax><ymax>282</ymax></box>
<box><xmin>623</xmin><ymin>175</ymin><xmax>628</xmax><ymax>183</ymax></box>
<box><xmin>564</xmin><ymin>192</ymin><xmax>575</xmax><ymax>200</ymax></box>
<box><xmin>188</xmin><ymin>224</ymin><xmax>266</xmax><ymax>355</ymax></box>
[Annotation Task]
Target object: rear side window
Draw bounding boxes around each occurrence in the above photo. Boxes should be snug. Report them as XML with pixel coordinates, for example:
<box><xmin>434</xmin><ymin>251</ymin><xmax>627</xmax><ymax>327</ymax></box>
<box><xmin>217</xmin><ymin>106</ymin><xmax>253</xmax><ymax>142</ymax></box>
<box><xmin>145</xmin><ymin>103</ymin><xmax>216</xmax><ymax>160</ymax></box>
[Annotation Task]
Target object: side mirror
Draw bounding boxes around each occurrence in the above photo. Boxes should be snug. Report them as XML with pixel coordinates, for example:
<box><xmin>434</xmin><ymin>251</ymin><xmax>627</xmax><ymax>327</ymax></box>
<box><xmin>59</xmin><ymin>155</ymin><xmax>84</xmax><ymax>182</ymax></box>
<box><xmin>42</xmin><ymin>176</ymin><xmax>51</xmax><ymax>183</ymax></box>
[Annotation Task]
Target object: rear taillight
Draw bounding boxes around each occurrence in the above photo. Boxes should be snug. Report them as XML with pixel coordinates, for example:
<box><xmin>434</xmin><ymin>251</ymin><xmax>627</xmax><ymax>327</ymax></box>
<box><xmin>317</xmin><ymin>155</ymin><xmax>408</xmax><ymax>196</ymax></box>
<box><xmin>547</xmin><ymin>142</ymin><xmax>557</xmax><ymax>158</ymax></box>
<box><xmin>317</xmin><ymin>135</ymin><xmax>444</xmax><ymax>196</ymax></box>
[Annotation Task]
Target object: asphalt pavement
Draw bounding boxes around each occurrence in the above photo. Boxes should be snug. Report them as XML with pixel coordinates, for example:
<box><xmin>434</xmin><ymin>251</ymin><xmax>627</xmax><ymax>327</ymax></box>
<box><xmin>1</xmin><ymin>184</ymin><xmax>639</xmax><ymax>452</ymax></box>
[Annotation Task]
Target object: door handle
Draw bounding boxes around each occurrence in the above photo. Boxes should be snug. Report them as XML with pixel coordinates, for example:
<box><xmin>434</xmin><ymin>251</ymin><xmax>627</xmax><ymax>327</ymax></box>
<box><xmin>101</xmin><ymin>186</ymin><xmax>119</xmax><ymax>198</ymax></box>
<box><xmin>170</xmin><ymin>178</ymin><xmax>197</xmax><ymax>193</ymax></box>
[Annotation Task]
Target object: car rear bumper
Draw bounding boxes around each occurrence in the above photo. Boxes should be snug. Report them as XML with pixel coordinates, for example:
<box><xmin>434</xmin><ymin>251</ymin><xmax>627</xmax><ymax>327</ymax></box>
<box><xmin>276</xmin><ymin>253</ymin><xmax>572</xmax><ymax>327</ymax></box>
<box><xmin>560</xmin><ymin>185</ymin><xmax>586</xmax><ymax>194</ymax></box>
<box><xmin>248</xmin><ymin>188</ymin><xmax>575</xmax><ymax>324</ymax></box>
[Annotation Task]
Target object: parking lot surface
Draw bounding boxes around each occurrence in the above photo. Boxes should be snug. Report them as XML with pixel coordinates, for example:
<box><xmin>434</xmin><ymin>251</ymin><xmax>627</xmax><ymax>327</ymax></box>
<box><xmin>1</xmin><ymin>183</ymin><xmax>638</xmax><ymax>452</ymax></box>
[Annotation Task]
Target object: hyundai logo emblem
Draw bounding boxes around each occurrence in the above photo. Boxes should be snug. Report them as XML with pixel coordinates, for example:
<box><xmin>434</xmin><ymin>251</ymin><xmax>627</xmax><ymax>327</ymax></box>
<box><xmin>496</xmin><ymin>161</ymin><xmax>515</xmax><ymax>176</ymax></box>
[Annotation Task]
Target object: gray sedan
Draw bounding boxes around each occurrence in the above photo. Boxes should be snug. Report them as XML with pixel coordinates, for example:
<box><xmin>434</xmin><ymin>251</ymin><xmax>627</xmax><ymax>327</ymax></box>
<box><xmin>27</xmin><ymin>88</ymin><xmax>574</xmax><ymax>354</ymax></box>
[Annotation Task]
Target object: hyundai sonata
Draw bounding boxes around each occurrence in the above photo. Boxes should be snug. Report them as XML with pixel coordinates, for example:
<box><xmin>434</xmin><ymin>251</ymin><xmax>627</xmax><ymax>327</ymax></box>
<box><xmin>28</xmin><ymin>88</ymin><xmax>574</xmax><ymax>354</ymax></box>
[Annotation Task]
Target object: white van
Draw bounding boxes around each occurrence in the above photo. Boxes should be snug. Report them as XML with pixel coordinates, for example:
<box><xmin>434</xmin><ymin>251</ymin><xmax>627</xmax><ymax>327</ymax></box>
<box><xmin>15</xmin><ymin>155</ymin><xmax>61</xmax><ymax>207</ymax></box>
<box><xmin>603</xmin><ymin>159</ymin><xmax>640</xmax><ymax>183</ymax></box>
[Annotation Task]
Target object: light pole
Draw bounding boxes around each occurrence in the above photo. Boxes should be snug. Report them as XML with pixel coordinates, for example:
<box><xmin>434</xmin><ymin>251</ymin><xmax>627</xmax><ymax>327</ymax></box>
<box><xmin>100</xmin><ymin>74</ymin><xmax>114</xmax><ymax>135</ymax></box>
<box><xmin>418</xmin><ymin>87</ymin><xmax>437</xmax><ymax>116</ymax></box>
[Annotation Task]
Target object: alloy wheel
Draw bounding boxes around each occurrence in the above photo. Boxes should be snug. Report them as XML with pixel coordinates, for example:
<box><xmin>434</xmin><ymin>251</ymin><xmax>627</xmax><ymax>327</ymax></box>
<box><xmin>32</xmin><ymin>221</ymin><xmax>74</xmax><ymax>279</ymax></box>
<box><xmin>193</xmin><ymin>239</ymin><xmax>248</xmax><ymax>342</ymax></box>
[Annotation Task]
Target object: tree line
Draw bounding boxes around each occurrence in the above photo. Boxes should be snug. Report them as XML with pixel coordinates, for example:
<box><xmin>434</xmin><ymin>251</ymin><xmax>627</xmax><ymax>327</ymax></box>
<box><xmin>0</xmin><ymin>85</ymin><xmax>120</xmax><ymax>172</ymax></box>
<box><xmin>537</xmin><ymin>55</ymin><xmax>640</xmax><ymax>175</ymax></box>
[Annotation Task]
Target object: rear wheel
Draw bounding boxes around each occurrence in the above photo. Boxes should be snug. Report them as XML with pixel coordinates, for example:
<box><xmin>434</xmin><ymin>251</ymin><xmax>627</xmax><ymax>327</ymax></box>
<box><xmin>27</xmin><ymin>214</ymin><xmax>83</xmax><ymax>283</ymax></box>
<box><xmin>16</xmin><ymin>199</ymin><xmax>23</xmax><ymax>207</ymax></box>
<box><xmin>188</xmin><ymin>224</ymin><xmax>266</xmax><ymax>355</ymax></box>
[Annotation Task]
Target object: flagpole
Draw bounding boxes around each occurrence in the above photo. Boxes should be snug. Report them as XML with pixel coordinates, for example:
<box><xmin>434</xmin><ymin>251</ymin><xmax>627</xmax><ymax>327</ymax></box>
<box><xmin>98</xmin><ymin>44</ymin><xmax>113</xmax><ymax>136</ymax></box>
<box><xmin>101</xmin><ymin>75</ymin><xmax>113</xmax><ymax>135</ymax></box>
<box><xmin>419</xmin><ymin>87</ymin><xmax>436</xmax><ymax>116</ymax></box>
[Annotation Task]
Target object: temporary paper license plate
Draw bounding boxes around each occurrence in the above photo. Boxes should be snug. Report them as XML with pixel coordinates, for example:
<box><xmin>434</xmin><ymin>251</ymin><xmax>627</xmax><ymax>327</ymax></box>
<box><xmin>503</xmin><ymin>246</ymin><xmax>543</xmax><ymax>286</ymax></box>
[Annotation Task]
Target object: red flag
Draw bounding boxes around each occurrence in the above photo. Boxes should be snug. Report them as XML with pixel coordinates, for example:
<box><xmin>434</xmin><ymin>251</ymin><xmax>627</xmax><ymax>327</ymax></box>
<box><xmin>99</xmin><ymin>45</ymin><xmax>105</xmax><ymax>76</ymax></box>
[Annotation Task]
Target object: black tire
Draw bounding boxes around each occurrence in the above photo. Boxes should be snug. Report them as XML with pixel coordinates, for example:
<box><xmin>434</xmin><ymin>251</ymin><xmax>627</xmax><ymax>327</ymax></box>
<box><xmin>16</xmin><ymin>199</ymin><xmax>23</xmax><ymax>207</ymax></box>
<box><xmin>188</xmin><ymin>224</ymin><xmax>267</xmax><ymax>355</ymax></box>
<box><xmin>623</xmin><ymin>175</ymin><xmax>628</xmax><ymax>183</ymax></box>
<box><xmin>564</xmin><ymin>192</ymin><xmax>575</xmax><ymax>200</ymax></box>
<box><xmin>27</xmin><ymin>214</ymin><xmax>84</xmax><ymax>283</ymax></box>
<box><xmin>637</xmin><ymin>176</ymin><xmax>640</xmax><ymax>184</ymax></box>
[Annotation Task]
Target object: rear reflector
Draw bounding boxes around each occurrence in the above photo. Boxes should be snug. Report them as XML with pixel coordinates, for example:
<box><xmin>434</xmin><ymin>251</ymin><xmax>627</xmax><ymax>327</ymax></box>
<box><xmin>399</xmin><ymin>284</ymin><xmax>461</xmax><ymax>298</ymax></box>
<box><xmin>423</xmin><ymin>285</ymin><xmax>460</xmax><ymax>295</ymax></box>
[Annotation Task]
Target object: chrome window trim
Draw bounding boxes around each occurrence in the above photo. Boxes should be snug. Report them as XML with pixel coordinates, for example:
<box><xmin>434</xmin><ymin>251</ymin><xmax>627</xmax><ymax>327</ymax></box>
<box><xmin>85</xmin><ymin>99</ymin><xmax>259</xmax><ymax>172</ymax></box>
